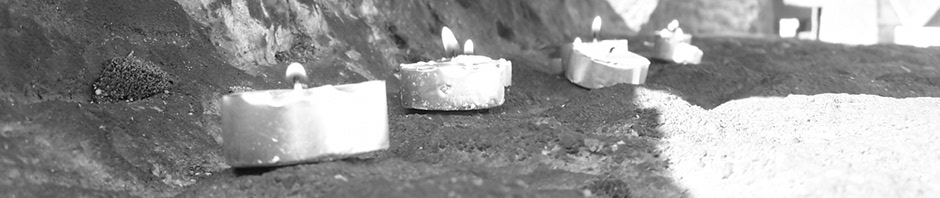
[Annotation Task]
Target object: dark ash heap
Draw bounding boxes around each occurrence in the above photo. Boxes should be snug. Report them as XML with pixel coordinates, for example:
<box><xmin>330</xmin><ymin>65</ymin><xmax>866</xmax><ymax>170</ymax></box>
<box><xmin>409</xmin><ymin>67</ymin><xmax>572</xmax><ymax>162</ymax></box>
<box><xmin>92</xmin><ymin>55</ymin><xmax>173</xmax><ymax>103</ymax></box>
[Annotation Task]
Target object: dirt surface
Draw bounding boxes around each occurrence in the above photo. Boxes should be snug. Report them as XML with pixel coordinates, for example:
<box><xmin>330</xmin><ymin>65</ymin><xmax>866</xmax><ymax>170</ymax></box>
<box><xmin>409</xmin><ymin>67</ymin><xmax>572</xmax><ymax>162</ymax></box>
<box><xmin>2</xmin><ymin>0</ymin><xmax>940</xmax><ymax>197</ymax></box>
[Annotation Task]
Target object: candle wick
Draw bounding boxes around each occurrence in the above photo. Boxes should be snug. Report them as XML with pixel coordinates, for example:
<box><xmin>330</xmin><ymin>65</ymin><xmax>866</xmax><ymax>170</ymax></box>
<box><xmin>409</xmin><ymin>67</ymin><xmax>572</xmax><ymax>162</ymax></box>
<box><xmin>609</xmin><ymin>47</ymin><xmax>615</xmax><ymax>53</ymax></box>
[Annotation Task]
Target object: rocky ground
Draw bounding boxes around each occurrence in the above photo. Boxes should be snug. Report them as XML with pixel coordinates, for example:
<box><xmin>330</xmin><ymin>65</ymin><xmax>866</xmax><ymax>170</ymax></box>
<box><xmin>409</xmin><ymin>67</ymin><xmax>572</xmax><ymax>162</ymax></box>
<box><xmin>1</xmin><ymin>0</ymin><xmax>939</xmax><ymax>197</ymax></box>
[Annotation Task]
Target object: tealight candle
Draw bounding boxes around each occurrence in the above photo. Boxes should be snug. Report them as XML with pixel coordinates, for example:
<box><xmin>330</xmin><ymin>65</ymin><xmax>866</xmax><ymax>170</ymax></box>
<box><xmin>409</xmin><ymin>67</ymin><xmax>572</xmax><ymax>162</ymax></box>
<box><xmin>221</xmin><ymin>63</ymin><xmax>389</xmax><ymax>168</ymax></box>
<box><xmin>654</xmin><ymin>20</ymin><xmax>703</xmax><ymax>64</ymax></box>
<box><xmin>398</xmin><ymin>27</ymin><xmax>512</xmax><ymax>110</ymax></box>
<box><xmin>564</xmin><ymin>16</ymin><xmax>651</xmax><ymax>89</ymax></box>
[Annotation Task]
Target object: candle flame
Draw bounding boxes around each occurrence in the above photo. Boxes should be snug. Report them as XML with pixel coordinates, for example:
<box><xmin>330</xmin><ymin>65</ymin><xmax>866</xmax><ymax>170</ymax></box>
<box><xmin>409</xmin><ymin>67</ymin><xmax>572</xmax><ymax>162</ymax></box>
<box><xmin>285</xmin><ymin>62</ymin><xmax>307</xmax><ymax>90</ymax></box>
<box><xmin>441</xmin><ymin>26</ymin><xmax>460</xmax><ymax>56</ymax></box>
<box><xmin>591</xmin><ymin>16</ymin><xmax>602</xmax><ymax>34</ymax></box>
<box><xmin>574</xmin><ymin>37</ymin><xmax>582</xmax><ymax>44</ymax></box>
<box><xmin>463</xmin><ymin>39</ymin><xmax>474</xmax><ymax>55</ymax></box>
<box><xmin>667</xmin><ymin>19</ymin><xmax>679</xmax><ymax>31</ymax></box>
<box><xmin>674</xmin><ymin>27</ymin><xmax>684</xmax><ymax>36</ymax></box>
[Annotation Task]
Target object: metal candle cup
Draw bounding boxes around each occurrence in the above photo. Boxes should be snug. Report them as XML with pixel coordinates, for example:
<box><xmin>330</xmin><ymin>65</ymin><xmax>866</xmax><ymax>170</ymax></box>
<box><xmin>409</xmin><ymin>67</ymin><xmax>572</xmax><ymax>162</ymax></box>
<box><xmin>221</xmin><ymin>79</ymin><xmax>389</xmax><ymax>168</ymax></box>
<box><xmin>565</xmin><ymin>40</ymin><xmax>651</xmax><ymax>89</ymax></box>
<box><xmin>562</xmin><ymin>16</ymin><xmax>650</xmax><ymax>89</ymax></box>
<box><xmin>399</xmin><ymin>55</ymin><xmax>511</xmax><ymax>110</ymax></box>
<box><xmin>654</xmin><ymin>33</ymin><xmax>701</xmax><ymax>64</ymax></box>
<box><xmin>654</xmin><ymin>21</ymin><xmax>703</xmax><ymax>64</ymax></box>
<box><xmin>399</xmin><ymin>27</ymin><xmax>512</xmax><ymax>110</ymax></box>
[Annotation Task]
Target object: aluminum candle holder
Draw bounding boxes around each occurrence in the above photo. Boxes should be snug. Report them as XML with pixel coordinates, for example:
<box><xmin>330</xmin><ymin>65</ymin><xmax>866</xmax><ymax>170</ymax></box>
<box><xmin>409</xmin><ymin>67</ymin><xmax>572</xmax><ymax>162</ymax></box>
<box><xmin>566</xmin><ymin>40</ymin><xmax>650</xmax><ymax>89</ymax></box>
<box><xmin>559</xmin><ymin>37</ymin><xmax>580</xmax><ymax>73</ymax></box>
<box><xmin>399</xmin><ymin>55</ymin><xmax>511</xmax><ymax>110</ymax></box>
<box><xmin>398</xmin><ymin>27</ymin><xmax>512</xmax><ymax>110</ymax></box>
<box><xmin>221</xmin><ymin>63</ymin><xmax>389</xmax><ymax>168</ymax></box>
<box><xmin>563</xmin><ymin>16</ymin><xmax>650</xmax><ymax>89</ymax></box>
<box><xmin>654</xmin><ymin>20</ymin><xmax>703</xmax><ymax>64</ymax></box>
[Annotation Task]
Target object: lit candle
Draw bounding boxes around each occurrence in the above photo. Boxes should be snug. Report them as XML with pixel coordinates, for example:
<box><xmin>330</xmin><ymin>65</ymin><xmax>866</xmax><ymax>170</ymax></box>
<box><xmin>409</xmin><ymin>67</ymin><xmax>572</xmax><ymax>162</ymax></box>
<box><xmin>654</xmin><ymin>20</ymin><xmax>703</xmax><ymax>64</ymax></box>
<box><xmin>398</xmin><ymin>26</ymin><xmax>512</xmax><ymax>110</ymax></box>
<box><xmin>563</xmin><ymin>16</ymin><xmax>651</xmax><ymax>89</ymax></box>
<box><xmin>221</xmin><ymin>63</ymin><xmax>389</xmax><ymax>167</ymax></box>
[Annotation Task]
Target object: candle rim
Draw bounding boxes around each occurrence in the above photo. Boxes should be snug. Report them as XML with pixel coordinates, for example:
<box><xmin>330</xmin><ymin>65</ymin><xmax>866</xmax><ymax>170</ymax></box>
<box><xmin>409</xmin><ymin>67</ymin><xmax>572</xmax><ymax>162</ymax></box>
<box><xmin>400</xmin><ymin>55</ymin><xmax>507</xmax><ymax>68</ymax></box>
<box><xmin>570</xmin><ymin>40</ymin><xmax>650</xmax><ymax>69</ymax></box>
<box><xmin>223</xmin><ymin>80</ymin><xmax>386</xmax><ymax>97</ymax></box>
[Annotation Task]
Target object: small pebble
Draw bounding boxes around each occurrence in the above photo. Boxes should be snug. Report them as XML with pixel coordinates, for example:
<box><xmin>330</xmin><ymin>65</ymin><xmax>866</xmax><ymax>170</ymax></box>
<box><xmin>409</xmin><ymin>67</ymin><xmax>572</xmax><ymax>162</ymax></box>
<box><xmin>582</xmin><ymin>189</ymin><xmax>593</xmax><ymax>197</ymax></box>
<box><xmin>334</xmin><ymin>174</ymin><xmax>348</xmax><ymax>182</ymax></box>
<box><xmin>472</xmin><ymin>178</ymin><xmax>483</xmax><ymax>186</ymax></box>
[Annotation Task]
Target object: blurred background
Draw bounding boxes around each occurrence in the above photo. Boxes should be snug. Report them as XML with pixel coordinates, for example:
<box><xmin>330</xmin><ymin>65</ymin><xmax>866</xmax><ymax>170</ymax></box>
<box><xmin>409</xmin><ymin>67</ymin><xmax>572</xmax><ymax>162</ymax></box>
<box><xmin>612</xmin><ymin>0</ymin><xmax>940</xmax><ymax>47</ymax></box>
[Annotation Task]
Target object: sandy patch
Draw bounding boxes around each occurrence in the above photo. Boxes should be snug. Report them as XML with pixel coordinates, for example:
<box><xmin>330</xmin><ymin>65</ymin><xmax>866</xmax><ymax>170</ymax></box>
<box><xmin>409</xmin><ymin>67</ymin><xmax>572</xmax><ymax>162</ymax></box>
<box><xmin>635</xmin><ymin>88</ymin><xmax>940</xmax><ymax>198</ymax></box>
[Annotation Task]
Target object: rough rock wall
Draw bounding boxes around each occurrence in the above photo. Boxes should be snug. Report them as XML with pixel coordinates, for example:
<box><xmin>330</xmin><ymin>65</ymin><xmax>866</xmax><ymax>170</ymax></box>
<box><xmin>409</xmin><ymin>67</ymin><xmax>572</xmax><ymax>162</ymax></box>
<box><xmin>642</xmin><ymin>0</ymin><xmax>775</xmax><ymax>35</ymax></box>
<box><xmin>172</xmin><ymin>0</ymin><xmax>632</xmax><ymax>85</ymax></box>
<box><xmin>0</xmin><ymin>0</ymin><xmax>777</xmax><ymax>107</ymax></box>
<box><xmin>0</xmin><ymin>0</ymin><xmax>631</xmax><ymax>105</ymax></box>
<box><xmin>606</xmin><ymin>0</ymin><xmax>660</xmax><ymax>32</ymax></box>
